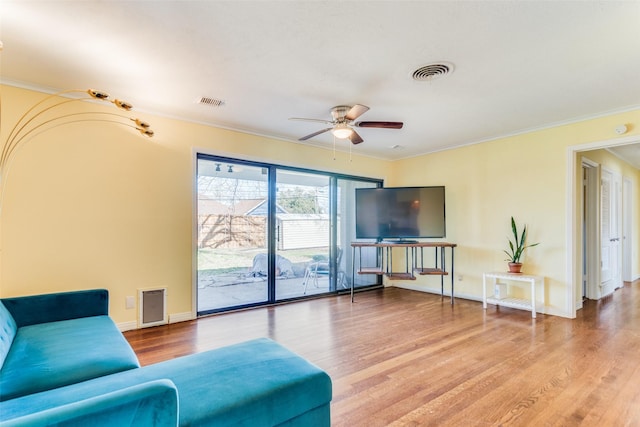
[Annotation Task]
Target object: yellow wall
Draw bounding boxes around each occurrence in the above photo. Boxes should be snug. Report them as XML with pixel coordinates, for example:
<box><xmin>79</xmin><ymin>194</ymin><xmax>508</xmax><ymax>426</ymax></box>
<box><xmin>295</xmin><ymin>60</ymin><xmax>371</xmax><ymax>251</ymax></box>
<box><xmin>0</xmin><ymin>85</ymin><xmax>390</xmax><ymax>325</ymax></box>
<box><xmin>1</xmin><ymin>84</ymin><xmax>639</xmax><ymax>324</ymax></box>
<box><xmin>389</xmin><ymin>112</ymin><xmax>640</xmax><ymax>316</ymax></box>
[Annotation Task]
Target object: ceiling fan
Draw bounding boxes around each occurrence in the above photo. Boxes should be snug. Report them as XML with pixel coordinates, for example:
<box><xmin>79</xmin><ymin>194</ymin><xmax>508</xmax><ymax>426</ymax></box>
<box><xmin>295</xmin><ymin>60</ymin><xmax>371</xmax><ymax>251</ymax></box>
<box><xmin>289</xmin><ymin>104</ymin><xmax>403</xmax><ymax>144</ymax></box>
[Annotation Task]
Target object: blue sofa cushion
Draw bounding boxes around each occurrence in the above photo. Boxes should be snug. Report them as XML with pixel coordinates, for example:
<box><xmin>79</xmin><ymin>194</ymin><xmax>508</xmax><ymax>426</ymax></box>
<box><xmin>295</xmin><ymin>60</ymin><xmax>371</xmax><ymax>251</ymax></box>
<box><xmin>0</xmin><ymin>380</ymin><xmax>179</xmax><ymax>427</ymax></box>
<box><xmin>0</xmin><ymin>302</ymin><xmax>17</xmax><ymax>369</ymax></box>
<box><xmin>0</xmin><ymin>315</ymin><xmax>140</xmax><ymax>401</ymax></box>
<box><xmin>0</xmin><ymin>338</ymin><xmax>332</xmax><ymax>426</ymax></box>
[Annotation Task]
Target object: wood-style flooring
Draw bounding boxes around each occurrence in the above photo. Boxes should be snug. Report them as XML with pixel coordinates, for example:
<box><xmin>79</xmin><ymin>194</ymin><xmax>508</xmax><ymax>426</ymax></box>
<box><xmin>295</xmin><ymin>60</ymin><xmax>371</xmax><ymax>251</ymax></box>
<box><xmin>124</xmin><ymin>282</ymin><xmax>640</xmax><ymax>426</ymax></box>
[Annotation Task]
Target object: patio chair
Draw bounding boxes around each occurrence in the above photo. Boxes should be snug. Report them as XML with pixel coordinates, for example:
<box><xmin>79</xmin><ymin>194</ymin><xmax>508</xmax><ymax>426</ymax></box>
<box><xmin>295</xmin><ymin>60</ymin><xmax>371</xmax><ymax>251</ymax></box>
<box><xmin>302</xmin><ymin>248</ymin><xmax>343</xmax><ymax>294</ymax></box>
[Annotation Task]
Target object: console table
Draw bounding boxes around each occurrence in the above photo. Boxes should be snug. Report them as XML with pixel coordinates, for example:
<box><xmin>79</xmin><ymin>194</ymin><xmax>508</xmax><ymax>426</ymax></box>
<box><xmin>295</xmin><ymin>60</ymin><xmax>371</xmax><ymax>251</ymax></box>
<box><xmin>350</xmin><ymin>241</ymin><xmax>457</xmax><ymax>304</ymax></box>
<box><xmin>482</xmin><ymin>272</ymin><xmax>544</xmax><ymax>318</ymax></box>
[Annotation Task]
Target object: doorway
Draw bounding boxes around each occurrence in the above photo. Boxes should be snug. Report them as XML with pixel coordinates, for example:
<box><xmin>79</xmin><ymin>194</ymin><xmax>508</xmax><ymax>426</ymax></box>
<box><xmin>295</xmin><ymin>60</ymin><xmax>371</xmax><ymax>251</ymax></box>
<box><xmin>581</xmin><ymin>159</ymin><xmax>625</xmax><ymax>302</ymax></box>
<box><xmin>570</xmin><ymin>135</ymin><xmax>639</xmax><ymax>317</ymax></box>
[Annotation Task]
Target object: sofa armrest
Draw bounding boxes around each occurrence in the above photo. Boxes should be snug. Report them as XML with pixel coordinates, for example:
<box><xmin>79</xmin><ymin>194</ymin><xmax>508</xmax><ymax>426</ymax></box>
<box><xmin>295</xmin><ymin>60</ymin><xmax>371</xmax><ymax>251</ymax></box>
<box><xmin>0</xmin><ymin>380</ymin><xmax>178</xmax><ymax>427</ymax></box>
<box><xmin>1</xmin><ymin>289</ymin><xmax>109</xmax><ymax>327</ymax></box>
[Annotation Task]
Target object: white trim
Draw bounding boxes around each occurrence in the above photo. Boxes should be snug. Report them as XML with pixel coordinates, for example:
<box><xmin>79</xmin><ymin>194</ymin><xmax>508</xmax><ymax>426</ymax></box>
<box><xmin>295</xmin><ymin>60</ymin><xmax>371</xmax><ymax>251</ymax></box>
<box><xmin>117</xmin><ymin>321</ymin><xmax>138</xmax><ymax>332</ymax></box>
<box><xmin>581</xmin><ymin>158</ymin><xmax>600</xmax><ymax>301</ymax></box>
<box><xmin>622</xmin><ymin>177</ymin><xmax>634</xmax><ymax>282</ymax></box>
<box><xmin>169</xmin><ymin>312</ymin><xmax>194</xmax><ymax>324</ymax></box>
<box><xmin>5</xmin><ymin>79</ymin><xmax>638</xmax><ymax>163</ymax></box>
<box><xmin>567</xmin><ymin>146</ymin><xmax>578</xmax><ymax>318</ymax></box>
<box><xmin>116</xmin><ymin>312</ymin><xmax>193</xmax><ymax>332</ymax></box>
<box><xmin>569</xmin><ymin>135</ymin><xmax>640</xmax><ymax>152</ymax></box>
<box><xmin>392</xmin><ymin>282</ymin><xmax>479</xmax><ymax>302</ymax></box>
<box><xmin>582</xmin><ymin>157</ymin><xmax>600</xmax><ymax>168</ymax></box>
<box><xmin>191</xmin><ymin>148</ymin><xmax>199</xmax><ymax>321</ymax></box>
<box><xmin>1</xmin><ymin>79</ymin><xmax>388</xmax><ymax>161</ymax></box>
<box><xmin>567</xmin><ymin>134</ymin><xmax>640</xmax><ymax>318</ymax></box>
<box><xmin>392</xmin><ymin>282</ymin><xmax>571</xmax><ymax>317</ymax></box>
<box><xmin>390</xmin><ymin>106</ymin><xmax>640</xmax><ymax>162</ymax></box>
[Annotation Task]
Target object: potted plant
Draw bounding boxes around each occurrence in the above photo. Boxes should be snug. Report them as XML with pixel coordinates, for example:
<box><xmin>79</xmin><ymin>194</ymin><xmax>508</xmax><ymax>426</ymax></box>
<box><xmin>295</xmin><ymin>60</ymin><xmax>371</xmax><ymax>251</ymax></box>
<box><xmin>503</xmin><ymin>216</ymin><xmax>539</xmax><ymax>273</ymax></box>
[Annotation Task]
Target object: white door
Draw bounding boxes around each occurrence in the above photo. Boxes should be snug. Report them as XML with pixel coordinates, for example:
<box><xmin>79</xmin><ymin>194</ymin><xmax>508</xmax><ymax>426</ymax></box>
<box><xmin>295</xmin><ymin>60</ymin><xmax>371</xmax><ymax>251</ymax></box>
<box><xmin>582</xmin><ymin>161</ymin><xmax>599</xmax><ymax>300</ymax></box>
<box><xmin>622</xmin><ymin>177</ymin><xmax>633</xmax><ymax>283</ymax></box>
<box><xmin>600</xmin><ymin>168</ymin><xmax>622</xmax><ymax>296</ymax></box>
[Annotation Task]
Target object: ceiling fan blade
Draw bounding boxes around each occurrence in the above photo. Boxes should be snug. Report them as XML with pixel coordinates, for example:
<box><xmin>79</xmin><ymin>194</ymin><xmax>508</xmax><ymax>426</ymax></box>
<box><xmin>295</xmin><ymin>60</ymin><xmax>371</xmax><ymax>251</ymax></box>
<box><xmin>349</xmin><ymin>130</ymin><xmax>364</xmax><ymax>144</ymax></box>
<box><xmin>345</xmin><ymin>104</ymin><xmax>370</xmax><ymax>121</ymax></box>
<box><xmin>355</xmin><ymin>121</ymin><xmax>404</xmax><ymax>129</ymax></box>
<box><xmin>289</xmin><ymin>117</ymin><xmax>333</xmax><ymax>125</ymax></box>
<box><xmin>299</xmin><ymin>127</ymin><xmax>332</xmax><ymax>141</ymax></box>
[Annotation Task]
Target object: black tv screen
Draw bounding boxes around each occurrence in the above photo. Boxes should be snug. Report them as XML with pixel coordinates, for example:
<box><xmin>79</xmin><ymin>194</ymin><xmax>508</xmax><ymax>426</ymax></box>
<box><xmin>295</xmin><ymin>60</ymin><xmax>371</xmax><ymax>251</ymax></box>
<box><xmin>355</xmin><ymin>186</ymin><xmax>446</xmax><ymax>240</ymax></box>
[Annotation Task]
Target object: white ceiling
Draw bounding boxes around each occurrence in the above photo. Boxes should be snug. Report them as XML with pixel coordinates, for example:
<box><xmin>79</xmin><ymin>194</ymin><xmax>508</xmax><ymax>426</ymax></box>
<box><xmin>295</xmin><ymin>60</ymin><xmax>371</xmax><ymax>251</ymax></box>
<box><xmin>1</xmin><ymin>1</ymin><xmax>639</xmax><ymax>166</ymax></box>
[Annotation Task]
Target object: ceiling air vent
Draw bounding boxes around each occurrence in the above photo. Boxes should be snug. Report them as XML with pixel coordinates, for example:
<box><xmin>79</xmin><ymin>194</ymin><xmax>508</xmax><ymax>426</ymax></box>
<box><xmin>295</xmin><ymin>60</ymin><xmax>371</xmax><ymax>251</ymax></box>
<box><xmin>412</xmin><ymin>62</ymin><xmax>454</xmax><ymax>81</ymax></box>
<box><xmin>198</xmin><ymin>96</ymin><xmax>225</xmax><ymax>107</ymax></box>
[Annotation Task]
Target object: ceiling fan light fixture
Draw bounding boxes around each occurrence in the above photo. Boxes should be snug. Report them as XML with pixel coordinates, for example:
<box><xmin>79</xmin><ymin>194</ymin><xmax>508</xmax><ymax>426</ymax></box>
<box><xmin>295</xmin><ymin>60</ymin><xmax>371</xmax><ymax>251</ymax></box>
<box><xmin>292</xmin><ymin>103</ymin><xmax>402</xmax><ymax>145</ymax></box>
<box><xmin>332</xmin><ymin>123</ymin><xmax>353</xmax><ymax>139</ymax></box>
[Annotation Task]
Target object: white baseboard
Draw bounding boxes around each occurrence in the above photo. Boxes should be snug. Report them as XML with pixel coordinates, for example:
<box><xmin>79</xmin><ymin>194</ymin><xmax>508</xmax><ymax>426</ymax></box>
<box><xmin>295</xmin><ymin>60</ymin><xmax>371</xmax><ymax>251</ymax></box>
<box><xmin>169</xmin><ymin>311</ymin><xmax>194</xmax><ymax>324</ymax></box>
<box><xmin>117</xmin><ymin>312</ymin><xmax>194</xmax><ymax>332</ymax></box>
<box><xmin>117</xmin><ymin>321</ymin><xmax>138</xmax><ymax>332</ymax></box>
<box><xmin>392</xmin><ymin>282</ymin><xmax>482</xmax><ymax>302</ymax></box>
<box><xmin>391</xmin><ymin>283</ymin><xmax>573</xmax><ymax>319</ymax></box>
<box><xmin>542</xmin><ymin>305</ymin><xmax>572</xmax><ymax>318</ymax></box>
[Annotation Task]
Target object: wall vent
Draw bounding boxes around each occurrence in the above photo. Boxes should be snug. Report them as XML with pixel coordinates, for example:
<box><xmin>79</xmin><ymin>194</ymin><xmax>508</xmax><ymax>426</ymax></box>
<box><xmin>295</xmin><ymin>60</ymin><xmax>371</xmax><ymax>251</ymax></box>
<box><xmin>138</xmin><ymin>288</ymin><xmax>167</xmax><ymax>328</ymax></box>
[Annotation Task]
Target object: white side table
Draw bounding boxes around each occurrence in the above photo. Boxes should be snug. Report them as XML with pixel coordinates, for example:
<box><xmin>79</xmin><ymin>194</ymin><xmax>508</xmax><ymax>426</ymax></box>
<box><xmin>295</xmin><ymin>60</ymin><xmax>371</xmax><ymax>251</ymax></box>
<box><xmin>483</xmin><ymin>272</ymin><xmax>543</xmax><ymax>318</ymax></box>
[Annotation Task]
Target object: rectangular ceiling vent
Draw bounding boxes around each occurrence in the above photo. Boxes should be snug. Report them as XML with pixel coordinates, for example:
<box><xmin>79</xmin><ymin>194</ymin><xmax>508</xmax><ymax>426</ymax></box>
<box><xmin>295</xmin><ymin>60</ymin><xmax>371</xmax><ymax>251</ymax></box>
<box><xmin>198</xmin><ymin>96</ymin><xmax>225</xmax><ymax>107</ymax></box>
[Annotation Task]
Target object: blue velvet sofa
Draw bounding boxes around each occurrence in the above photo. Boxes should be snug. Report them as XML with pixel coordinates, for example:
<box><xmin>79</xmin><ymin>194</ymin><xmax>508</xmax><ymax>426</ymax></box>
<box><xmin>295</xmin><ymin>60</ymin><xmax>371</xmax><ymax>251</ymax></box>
<box><xmin>0</xmin><ymin>289</ymin><xmax>332</xmax><ymax>426</ymax></box>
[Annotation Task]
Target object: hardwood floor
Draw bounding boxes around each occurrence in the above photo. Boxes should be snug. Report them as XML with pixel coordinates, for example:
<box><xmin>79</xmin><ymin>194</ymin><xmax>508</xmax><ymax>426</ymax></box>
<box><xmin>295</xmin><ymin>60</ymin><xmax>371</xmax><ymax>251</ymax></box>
<box><xmin>124</xmin><ymin>282</ymin><xmax>640</xmax><ymax>426</ymax></box>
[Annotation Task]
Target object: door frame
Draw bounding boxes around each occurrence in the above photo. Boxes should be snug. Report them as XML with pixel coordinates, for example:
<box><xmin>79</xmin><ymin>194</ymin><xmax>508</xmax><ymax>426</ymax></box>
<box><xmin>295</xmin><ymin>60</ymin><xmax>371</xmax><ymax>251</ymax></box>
<box><xmin>567</xmin><ymin>134</ymin><xmax>639</xmax><ymax>317</ymax></box>
<box><xmin>581</xmin><ymin>157</ymin><xmax>599</xmax><ymax>302</ymax></box>
<box><xmin>192</xmin><ymin>149</ymin><xmax>383</xmax><ymax>315</ymax></box>
<box><xmin>622</xmin><ymin>177</ymin><xmax>633</xmax><ymax>282</ymax></box>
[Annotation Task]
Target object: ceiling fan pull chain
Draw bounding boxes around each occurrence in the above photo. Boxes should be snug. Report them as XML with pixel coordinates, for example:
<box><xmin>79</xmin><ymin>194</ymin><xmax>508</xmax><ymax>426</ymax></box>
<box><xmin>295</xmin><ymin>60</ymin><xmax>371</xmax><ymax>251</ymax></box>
<box><xmin>333</xmin><ymin>134</ymin><xmax>336</xmax><ymax>160</ymax></box>
<box><xmin>349</xmin><ymin>140</ymin><xmax>352</xmax><ymax>162</ymax></box>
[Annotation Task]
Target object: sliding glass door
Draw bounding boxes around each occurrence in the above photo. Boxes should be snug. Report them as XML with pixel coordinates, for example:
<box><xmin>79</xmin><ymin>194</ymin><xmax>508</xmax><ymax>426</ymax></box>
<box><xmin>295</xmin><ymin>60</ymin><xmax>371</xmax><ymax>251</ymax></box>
<box><xmin>196</xmin><ymin>154</ymin><xmax>382</xmax><ymax>315</ymax></box>
<box><xmin>275</xmin><ymin>170</ymin><xmax>331</xmax><ymax>300</ymax></box>
<box><xmin>196</xmin><ymin>160</ymin><xmax>270</xmax><ymax>312</ymax></box>
<box><xmin>337</xmin><ymin>179</ymin><xmax>380</xmax><ymax>289</ymax></box>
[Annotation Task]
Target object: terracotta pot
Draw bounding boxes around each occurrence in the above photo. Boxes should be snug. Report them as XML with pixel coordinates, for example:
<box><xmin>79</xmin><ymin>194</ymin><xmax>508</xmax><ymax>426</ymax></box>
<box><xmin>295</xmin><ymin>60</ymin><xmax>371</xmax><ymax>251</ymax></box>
<box><xmin>508</xmin><ymin>262</ymin><xmax>523</xmax><ymax>274</ymax></box>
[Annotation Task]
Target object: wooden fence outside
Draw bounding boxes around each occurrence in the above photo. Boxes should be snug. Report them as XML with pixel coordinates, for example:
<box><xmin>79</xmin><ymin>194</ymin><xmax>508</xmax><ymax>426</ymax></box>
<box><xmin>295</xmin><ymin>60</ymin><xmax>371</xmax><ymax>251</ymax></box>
<box><xmin>198</xmin><ymin>214</ymin><xmax>266</xmax><ymax>249</ymax></box>
<box><xmin>198</xmin><ymin>214</ymin><xmax>330</xmax><ymax>250</ymax></box>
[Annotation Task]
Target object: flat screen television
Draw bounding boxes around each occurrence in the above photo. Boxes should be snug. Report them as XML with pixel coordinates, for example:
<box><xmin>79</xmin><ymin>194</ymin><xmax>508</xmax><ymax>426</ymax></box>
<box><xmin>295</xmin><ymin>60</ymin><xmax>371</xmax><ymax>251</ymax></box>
<box><xmin>355</xmin><ymin>186</ymin><xmax>446</xmax><ymax>241</ymax></box>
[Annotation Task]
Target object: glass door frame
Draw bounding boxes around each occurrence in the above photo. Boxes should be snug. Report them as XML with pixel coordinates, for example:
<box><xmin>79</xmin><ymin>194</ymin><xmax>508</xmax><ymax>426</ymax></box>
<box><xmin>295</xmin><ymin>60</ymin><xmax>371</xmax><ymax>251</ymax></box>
<box><xmin>196</xmin><ymin>153</ymin><xmax>382</xmax><ymax>315</ymax></box>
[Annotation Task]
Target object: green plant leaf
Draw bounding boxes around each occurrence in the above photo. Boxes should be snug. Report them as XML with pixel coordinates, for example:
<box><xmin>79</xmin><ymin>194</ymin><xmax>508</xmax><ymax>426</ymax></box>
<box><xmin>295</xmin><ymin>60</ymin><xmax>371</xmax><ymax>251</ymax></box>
<box><xmin>505</xmin><ymin>217</ymin><xmax>539</xmax><ymax>263</ymax></box>
<box><xmin>511</xmin><ymin>217</ymin><xmax>519</xmax><ymax>247</ymax></box>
